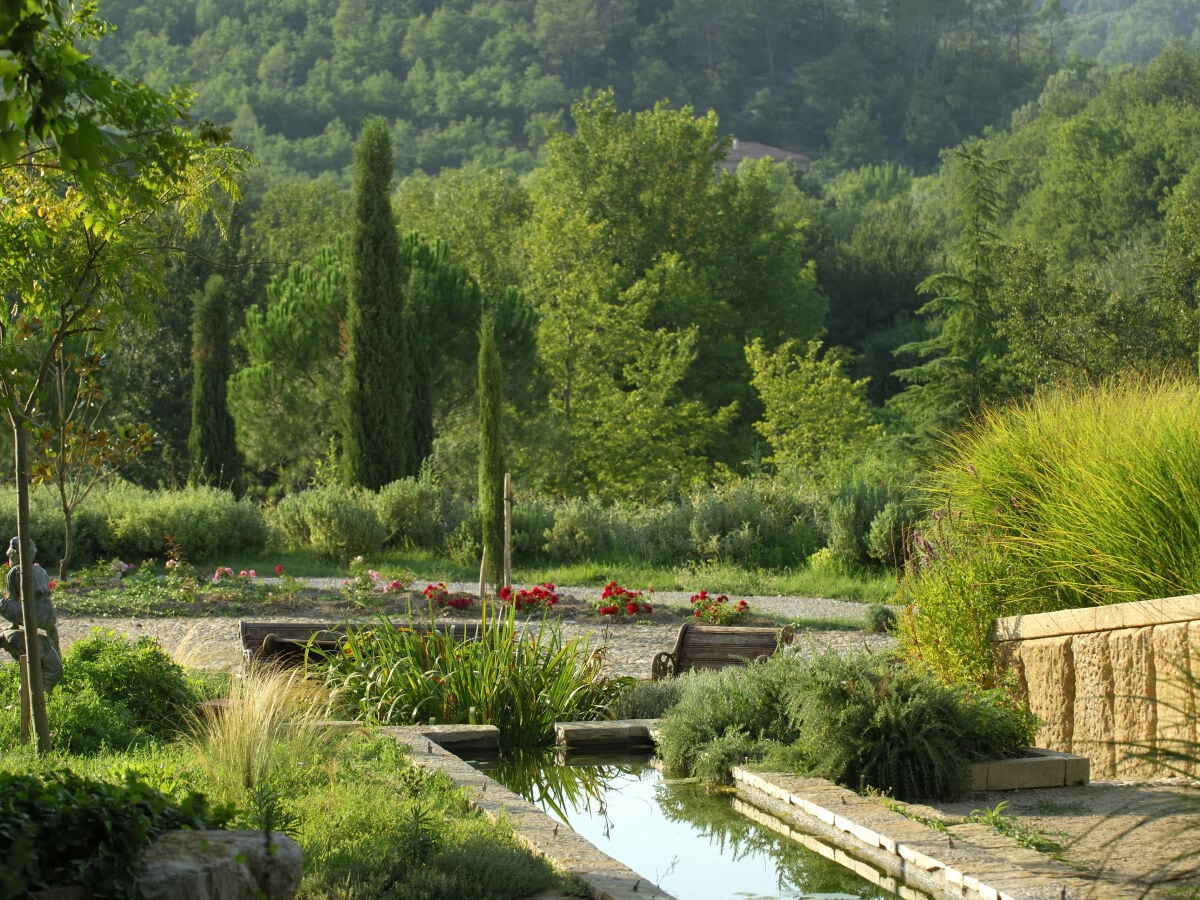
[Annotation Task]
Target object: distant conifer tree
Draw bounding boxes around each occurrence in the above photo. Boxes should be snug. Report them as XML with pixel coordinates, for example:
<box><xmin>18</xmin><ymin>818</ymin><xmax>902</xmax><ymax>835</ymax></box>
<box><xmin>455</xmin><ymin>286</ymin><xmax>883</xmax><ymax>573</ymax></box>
<box><xmin>342</xmin><ymin>118</ymin><xmax>413</xmax><ymax>489</ymax></box>
<box><xmin>188</xmin><ymin>274</ymin><xmax>241</xmax><ymax>490</ymax></box>
<box><xmin>478</xmin><ymin>313</ymin><xmax>505</xmax><ymax>588</ymax></box>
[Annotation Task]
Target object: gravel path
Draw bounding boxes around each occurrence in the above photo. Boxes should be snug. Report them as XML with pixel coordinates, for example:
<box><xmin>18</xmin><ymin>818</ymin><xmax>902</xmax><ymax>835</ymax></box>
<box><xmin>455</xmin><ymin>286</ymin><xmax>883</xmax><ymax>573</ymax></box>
<box><xmin>55</xmin><ymin>579</ymin><xmax>896</xmax><ymax>678</ymax></box>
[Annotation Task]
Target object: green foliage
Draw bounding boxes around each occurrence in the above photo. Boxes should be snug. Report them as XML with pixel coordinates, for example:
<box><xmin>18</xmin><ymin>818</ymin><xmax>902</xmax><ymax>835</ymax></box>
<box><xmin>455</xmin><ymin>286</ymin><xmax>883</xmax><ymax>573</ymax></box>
<box><xmin>656</xmin><ymin>651</ymin><xmax>1037</xmax><ymax>801</ymax></box>
<box><xmin>229</xmin><ymin>240</ymin><xmax>347</xmax><ymax>493</ymax></box>
<box><xmin>188</xmin><ymin>274</ymin><xmax>241</xmax><ymax>491</ymax></box>
<box><xmin>784</xmin><ymin>653</ymin><xmax>1036</xmax><ymax>801</ymax></box>
<box><xmin>293</xmin><ymin>737</ymin><xmax>561</xmax><ymax>900</ymax></box>
<box><xmin>898</xmin><ymin>377</ymin><xmax>1200</xmax><ymax>686</ymax></box>
<box><xmin>478</xmin><ymin>315</ymin><xmax>504</xmax><ymax>586</ymax></box>
<box><xmin>102</xmin><ymin>484</ymin><xmax>268</xmax><ymax>562</ymax></box>
<box><xmin>342</xmin><ymin>118</ymin><xmax>415</xmax><ymax>490</ymax></box>
<box><xmin>605</xmin><ymin>677</ymin><xmax>684</xmax><ymax>720</ymax></box>
<box><xmin>865</xmin><ymin>603</ymin><xmax>897</xmax><ymax>634</ymax></box>
<box><xmin>270</xmin><ymin>485</ymin><xmax>385</xmax><ymax>560</ymax></box>
<box><xmin>746</xmin><ymin>338</ymin><xmax>882</xmax><ymax>477</ymax></box>
<box><xmin>320</xmin><ymin>604</ymin><xmax>615</xmax><ymax>751</ymax></box>
<box><xmin>0</xmin><ymin>629</ymin><xmax>202</xmax><ymax>753</ymax></box>
<box><xmin>0</xmin><ymin>769</ymin><xmax>232</xmax><ymax>899</ymax></box>
<box><xmin>375</xmin><ymin>470</ymin><xmax>463</xmax><ymax>551</ymax></box>
<box><xmin>656</xmin><ymin>659</ymin><xmax>801</xmax><ymax>781</ymax></box>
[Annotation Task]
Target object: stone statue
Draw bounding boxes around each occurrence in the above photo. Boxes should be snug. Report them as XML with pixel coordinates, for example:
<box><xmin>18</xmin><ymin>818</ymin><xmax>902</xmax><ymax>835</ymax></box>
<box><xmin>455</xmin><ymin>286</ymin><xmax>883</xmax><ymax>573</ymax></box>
<box><xmin>0</xmin><ymin>537</ymin><xmax>63</xmax><ymax>692</ymax></box>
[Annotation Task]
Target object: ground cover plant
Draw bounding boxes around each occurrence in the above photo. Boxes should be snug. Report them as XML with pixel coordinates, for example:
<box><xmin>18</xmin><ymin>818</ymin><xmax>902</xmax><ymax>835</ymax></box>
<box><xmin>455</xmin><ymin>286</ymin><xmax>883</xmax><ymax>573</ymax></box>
<box><xmin>897</xmin><ymin>377</ymin><xmax>1200</xmax><ymax>686</ymax></box>
<box><xmin>655</xmin><ymin>650</ymin><xmax>1037</xmax><ymax>801</ymax></box>
<box><xmin>0</xmin><ymin>632</ymin><xmax>573</xmax><ymax>899</ymax></box>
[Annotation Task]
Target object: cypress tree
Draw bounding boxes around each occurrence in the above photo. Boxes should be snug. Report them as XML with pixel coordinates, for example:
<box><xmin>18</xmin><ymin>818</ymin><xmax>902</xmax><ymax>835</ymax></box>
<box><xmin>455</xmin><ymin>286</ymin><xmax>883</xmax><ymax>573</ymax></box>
<box><xmin>188</xmin><ymin>274</ymin><xmax>241</xmax><ymax>490</ymax></box>
<box><xmin>343</xmin><ymin>118</ymin><xmax>412</xmax><ymax>489</ymax></box>
<box><xmin>478</xmin><ymin>314</ymin><xmax>505</xmax><ymax>588</ymax></box>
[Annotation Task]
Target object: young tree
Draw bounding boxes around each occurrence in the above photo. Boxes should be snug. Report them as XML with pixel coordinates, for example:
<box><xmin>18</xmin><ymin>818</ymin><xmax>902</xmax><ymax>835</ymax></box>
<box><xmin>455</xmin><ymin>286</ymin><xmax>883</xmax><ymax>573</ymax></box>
<box><xmin>32</xmin><ymin>345</ymin><xmax>153</xmax><ymax>577</ymax></box>
<box><xmin>229</xmin><ymin>242</ymin><xmax>347</xmax><ymax>492</ymax></box>
<box><xmin>892</xmin><ymin>142</ymin><xmax>1018</xmax><ymax>446</ymax></box>
<box><xmin>520</xmin><ymin>92</ymin><xmax>822</xmax><ymax>494</ymax></box>
<box><xmin>188</xmin><ymin>274</ymin><xmax>241</xmax><ymax>490</ymax></box>
<box><xmin>477</xmin><ymin>315</ymin><xmax>504</xmax><ymax>590</ymax></box>
<box><xmin>342</xmin><ymin>118</ymin><xmax>414</xmax><ymax>490</ymax></box>
<box><xmin>745</xmin><ymin>338</ymin><xmax>881</xmax><ymax>479</ymax></box>
<box><xmin>0</xmin><ymin>45</ymin><xmax>243</xmax><ymax>749</ymax></box>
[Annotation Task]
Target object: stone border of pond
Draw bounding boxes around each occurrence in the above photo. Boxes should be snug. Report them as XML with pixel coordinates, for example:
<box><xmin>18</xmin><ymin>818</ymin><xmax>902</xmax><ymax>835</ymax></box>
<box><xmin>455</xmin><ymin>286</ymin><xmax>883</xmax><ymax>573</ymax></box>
<box><xmin>383</xmin><ymin>721</ymin><xmax>1097</xmax><ymax>900</ymax></box>
<box><xmin>379</xmin><ymin>724</ymin><xmax>675</xmax><ymax>900</ymax></box>
<box><xmin>733</xmin><ymin>770</ymin><xmax>1104</xmax><ymax>900</ymax></box>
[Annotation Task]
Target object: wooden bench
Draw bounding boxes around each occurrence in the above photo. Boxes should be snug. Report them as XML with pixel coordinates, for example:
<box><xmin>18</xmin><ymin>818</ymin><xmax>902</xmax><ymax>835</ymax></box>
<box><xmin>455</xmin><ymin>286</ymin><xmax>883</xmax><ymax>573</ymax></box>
<box><xmin>239</xmin><ymin>620</ymin><xmax>483</xmax><ymax>666</ymax></box>
<box><xmin>650</xmin><ymin>623</ymin><xmax>794</xmax><ymax>679</ymax></box>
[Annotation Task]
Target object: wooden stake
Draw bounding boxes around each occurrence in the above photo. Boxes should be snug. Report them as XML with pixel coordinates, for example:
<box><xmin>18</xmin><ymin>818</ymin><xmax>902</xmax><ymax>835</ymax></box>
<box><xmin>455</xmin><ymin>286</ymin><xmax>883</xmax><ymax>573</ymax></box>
<box><xmin>478</xmin><ymin>548</ymin><xmax>487</xmax><ymax>601</ymax></box>
<box><xmin>503</xmin><ymin>473</ymin><xmax>512</xmax><ymax>590</ymax></box>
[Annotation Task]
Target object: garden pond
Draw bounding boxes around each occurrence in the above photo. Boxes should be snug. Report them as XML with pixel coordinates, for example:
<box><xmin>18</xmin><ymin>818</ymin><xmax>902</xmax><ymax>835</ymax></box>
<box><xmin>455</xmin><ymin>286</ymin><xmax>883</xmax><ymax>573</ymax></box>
<box><xmin>472</xmin><ymin>752</ymin><xmax>911</xmax><ymax>900</ymax></box>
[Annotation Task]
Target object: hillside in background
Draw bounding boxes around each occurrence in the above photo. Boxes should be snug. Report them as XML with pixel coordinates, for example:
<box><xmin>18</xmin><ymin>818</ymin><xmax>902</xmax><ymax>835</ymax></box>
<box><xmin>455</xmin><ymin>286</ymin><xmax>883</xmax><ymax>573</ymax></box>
<box><xmin>91</xmin><ymin>0</ymin><xmax>1090</xmax><ymax>182</ymax></box>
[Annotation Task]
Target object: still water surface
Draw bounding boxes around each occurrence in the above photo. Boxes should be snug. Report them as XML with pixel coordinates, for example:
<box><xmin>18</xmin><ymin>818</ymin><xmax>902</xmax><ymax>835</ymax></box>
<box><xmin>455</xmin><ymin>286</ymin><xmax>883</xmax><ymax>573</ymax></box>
<box><xmin>477</xmin><ymin>754</ymin><xmax>897</xmax><ymax>900</ymax></box>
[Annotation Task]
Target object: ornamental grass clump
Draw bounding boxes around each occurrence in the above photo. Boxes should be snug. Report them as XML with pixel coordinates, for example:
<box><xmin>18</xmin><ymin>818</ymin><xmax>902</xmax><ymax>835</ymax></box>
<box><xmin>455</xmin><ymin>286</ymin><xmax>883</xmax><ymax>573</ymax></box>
<box><xmin>320</xmin><ymin>602</ymin><xmax>614</xmax><ymax>751</ymax></box>
<box><xmin>898</xmin><ymin>377</ymin><xmax>1200</xmax><ymax>686</ymax></box>
<box><xmin>184</xmin><ymin>664</ymin><xmax>338</xmax><ymax>805</ymax></box>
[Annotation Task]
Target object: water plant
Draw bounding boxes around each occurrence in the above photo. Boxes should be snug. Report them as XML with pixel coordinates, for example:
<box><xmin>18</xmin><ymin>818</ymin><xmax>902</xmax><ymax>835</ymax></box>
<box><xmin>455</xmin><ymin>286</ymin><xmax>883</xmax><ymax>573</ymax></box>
<box><xmin>319</xmin><ymin>602</ymin><xmax>615</xmax><ymax>750</ymax></box>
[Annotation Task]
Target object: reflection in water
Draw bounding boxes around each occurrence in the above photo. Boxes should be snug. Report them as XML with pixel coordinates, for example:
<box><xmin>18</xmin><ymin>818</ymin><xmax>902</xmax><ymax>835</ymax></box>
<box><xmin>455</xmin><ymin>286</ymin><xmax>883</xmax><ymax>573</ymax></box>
<box><xmin>476</xmin><ymin>751</ymin><xmax>897</xmax><ymax>900</ymax></box>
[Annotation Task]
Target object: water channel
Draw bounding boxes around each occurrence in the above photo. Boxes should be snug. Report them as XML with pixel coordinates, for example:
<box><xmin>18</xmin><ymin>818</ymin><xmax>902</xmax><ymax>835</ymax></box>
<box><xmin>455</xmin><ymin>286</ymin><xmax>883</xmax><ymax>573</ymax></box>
<box><xmin>473</xmin><ymin>752</ymin><xmax>902</xmax><ymax>900</ymax></box>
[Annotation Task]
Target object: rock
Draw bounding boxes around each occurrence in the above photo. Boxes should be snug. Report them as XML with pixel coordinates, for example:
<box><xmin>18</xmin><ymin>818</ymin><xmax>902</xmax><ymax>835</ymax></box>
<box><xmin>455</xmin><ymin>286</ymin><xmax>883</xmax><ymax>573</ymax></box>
<box><xmin>136</xmin><ymin>830</ymin><xmax>302</xmax><ymax>900</ymax></box>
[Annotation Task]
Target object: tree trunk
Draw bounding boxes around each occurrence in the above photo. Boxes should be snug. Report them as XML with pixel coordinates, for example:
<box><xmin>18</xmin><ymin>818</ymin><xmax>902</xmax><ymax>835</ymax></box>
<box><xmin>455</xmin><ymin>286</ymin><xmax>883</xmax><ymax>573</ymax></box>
<box><xmin>14</xmin><ymin>421</ymin><xmax>51</xmax><ymax>752</ymax></box>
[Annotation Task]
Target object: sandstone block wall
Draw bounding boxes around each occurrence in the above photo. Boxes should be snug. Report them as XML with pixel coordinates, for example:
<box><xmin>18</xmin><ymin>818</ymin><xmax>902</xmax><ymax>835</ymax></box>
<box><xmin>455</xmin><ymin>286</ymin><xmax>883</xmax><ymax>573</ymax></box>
<box><xmin>990</xmin><ymin>594</ymin><xmax>1199</xmax><ymax>779</ymax></box>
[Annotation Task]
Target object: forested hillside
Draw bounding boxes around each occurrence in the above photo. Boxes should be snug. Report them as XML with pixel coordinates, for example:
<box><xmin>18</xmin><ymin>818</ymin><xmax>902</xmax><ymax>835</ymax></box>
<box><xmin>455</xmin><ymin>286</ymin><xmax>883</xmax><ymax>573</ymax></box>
<box><xmin>93</xmin><ymin>0</ymin><xmax>1069</xmax><ymax>180</ymax></box>
<box><xmin>56</xmin><ymin>1</ymin><xmax>1200</xmax><ymax>523</ymax></box>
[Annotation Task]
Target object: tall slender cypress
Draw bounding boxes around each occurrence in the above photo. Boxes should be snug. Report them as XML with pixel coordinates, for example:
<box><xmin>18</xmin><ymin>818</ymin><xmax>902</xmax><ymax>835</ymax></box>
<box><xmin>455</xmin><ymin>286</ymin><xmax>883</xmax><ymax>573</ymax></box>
<box><xmin>478</xmin><ymin>314</ymin><xmax>504</xmax><ymax>588</ymax></box>
<box><xmin>188</xmin><ymin>274</ymin><xmax>241</xmax><ymax>490</ymax></box>
<box><xmin>343</xmin><ymin>118</ymin><xmax>412</xmax><ymax>489</ymax></box>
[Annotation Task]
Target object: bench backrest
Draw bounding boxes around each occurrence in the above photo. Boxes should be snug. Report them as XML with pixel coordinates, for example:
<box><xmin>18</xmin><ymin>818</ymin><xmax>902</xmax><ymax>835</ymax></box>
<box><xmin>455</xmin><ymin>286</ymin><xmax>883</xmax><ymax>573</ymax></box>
<box><xmin>667</xmin><ymin>622</ymin><xmax>793</xmax><ymax>673</ymax></box>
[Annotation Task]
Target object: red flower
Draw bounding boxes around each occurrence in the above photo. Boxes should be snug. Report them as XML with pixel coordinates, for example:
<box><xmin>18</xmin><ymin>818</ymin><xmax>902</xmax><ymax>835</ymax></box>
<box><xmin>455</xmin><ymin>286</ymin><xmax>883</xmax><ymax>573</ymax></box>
<box><xmin>274</xmin><ymin>564</ymin><xmax>284</xmax><ymax>575</ymax></box>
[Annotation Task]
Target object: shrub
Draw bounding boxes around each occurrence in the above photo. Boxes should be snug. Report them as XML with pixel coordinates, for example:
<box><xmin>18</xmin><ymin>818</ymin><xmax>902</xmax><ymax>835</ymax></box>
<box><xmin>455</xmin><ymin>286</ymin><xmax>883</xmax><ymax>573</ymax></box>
<box><xmin>269</xmin><ymin>485</ymin><xmax>384</xmax><ymax>559</ymax></box>
<box><xmin>0</xmin><ymin>629</ymin><xmax>202</xmax><ymax>753</ymax></box>
<box><xmin>866</xmin><ymin>498</ymin><xmax>921</xmax><ymax>568</ymax></box>
<box><xmin>508</xmin><ymin>498</ymin><xmax>555</xmax><ymax>562</ymax></box>
<box><xmin>375</xmin><ymin>470</ymin><xmax>459</xmax><ymax>550</ymax></box>
<box><xmin>785</xmin><ymin>652</ymin><xmax>1037</xmax><ymax>801</ymax></box>
<box><xmin>606</xmin><ymin>677</ymin><xmax>683</xmax><ymax>720</ymax></box>
<box><xmin>655</xmin><ymin>652</ymin><xmax>1037</xmax><ymax>800</ymax></box>
<box><xmin>0</xmin><ymin>770</ymin><xmax>232</xmax><ymax>899</ymax></box>
<box><xmin>865</xmin><ymin>603</ymin><xmax>897</xmax><ymax>633</ymax></box>
<box><xmin>104</xmin><ymin>484</ymin><xmax>267</xmax><ymax>561</ymax></box>
<box><xmin>656</xmin><ymin>657</ymin><xmax>802</xmax><ymax>781</ymax></box>
<box><xmin>540</xmin><ymin>497</ymin><xmax>614</xmax><ymax>561</ymax></box>
<box><xmin>825</xmin><ymin>480</ymin><xmax>887</xmax><ymax>571</ymax></box>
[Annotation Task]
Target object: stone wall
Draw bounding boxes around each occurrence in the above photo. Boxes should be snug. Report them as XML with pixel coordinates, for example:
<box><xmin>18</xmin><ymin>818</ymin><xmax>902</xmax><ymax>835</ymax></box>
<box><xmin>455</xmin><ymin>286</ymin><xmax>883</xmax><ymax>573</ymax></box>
<box><xmin>991</xmin><ymin>594</ymin><xmax>1199</xmax><ymax>779</ymax></box>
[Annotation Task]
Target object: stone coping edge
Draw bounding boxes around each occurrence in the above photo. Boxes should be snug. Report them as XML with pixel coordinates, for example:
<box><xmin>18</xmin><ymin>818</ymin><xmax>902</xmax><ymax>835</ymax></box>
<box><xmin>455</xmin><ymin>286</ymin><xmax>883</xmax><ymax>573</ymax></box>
<box><xmin>733</xmin><ymin>770</ymin><xmax>1104</xmax><ymax>900</ymax></box>
<box><xmin>990</xmin><ymin>593</ymin><xmax>1200</xmax><ymax>642</ymax></box>
<box><xmin>381</xmin><ymin>725</ymin><xmax>675</xmax><ymax>900</ymax></box>
<box><xmin>970</xmin><ymin>748</ymin><xmax>1090</xmax><ymax>791</ymax></box>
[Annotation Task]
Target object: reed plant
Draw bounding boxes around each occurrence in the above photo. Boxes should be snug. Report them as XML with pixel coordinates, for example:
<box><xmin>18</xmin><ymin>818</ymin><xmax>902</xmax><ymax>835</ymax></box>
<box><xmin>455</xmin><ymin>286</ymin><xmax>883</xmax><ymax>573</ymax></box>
<box><xmin>183</xmin><ymin>665</ymin><xmax>340</xmax><ymax>805</ymax></box>
<box><xmin>900</xmin><ymin>377</ymin><xmax>1200</xmax><ymax>685</ymax></box>
<box><xmin>320</xmin><ymin>601</ymin><xmax>615</xmax><ymax>751</ymax></box>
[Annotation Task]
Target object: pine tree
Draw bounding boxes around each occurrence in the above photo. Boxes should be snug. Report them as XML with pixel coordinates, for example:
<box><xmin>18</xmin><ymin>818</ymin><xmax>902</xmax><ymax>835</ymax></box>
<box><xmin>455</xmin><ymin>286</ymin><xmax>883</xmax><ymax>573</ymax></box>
<box><xmin>342</xmin><ymin>118</ymin><xmax>412</xmax><ymax>489</ymax></box>
<box><xmin>188</xmin><ymin>274</ymin><xmax>241</xmax><ymax>490</ymax></box>
<box><xmin>478</xmin><ymin>314</ymin><xmax>505</xmax><ymax>589</ymax></box>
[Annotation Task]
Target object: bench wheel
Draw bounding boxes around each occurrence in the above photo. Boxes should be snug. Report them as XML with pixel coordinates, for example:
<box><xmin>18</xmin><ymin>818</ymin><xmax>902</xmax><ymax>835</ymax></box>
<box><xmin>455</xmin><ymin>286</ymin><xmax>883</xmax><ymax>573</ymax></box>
<box><xmin>651</xmin><ymin>651</ymin><xmax>676</xmax><ymax>680</ymax></box>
